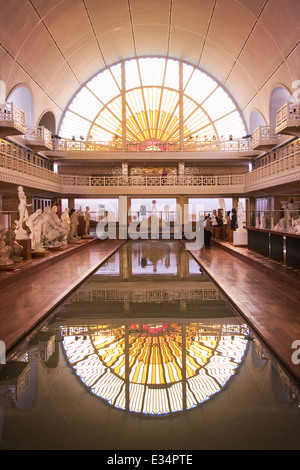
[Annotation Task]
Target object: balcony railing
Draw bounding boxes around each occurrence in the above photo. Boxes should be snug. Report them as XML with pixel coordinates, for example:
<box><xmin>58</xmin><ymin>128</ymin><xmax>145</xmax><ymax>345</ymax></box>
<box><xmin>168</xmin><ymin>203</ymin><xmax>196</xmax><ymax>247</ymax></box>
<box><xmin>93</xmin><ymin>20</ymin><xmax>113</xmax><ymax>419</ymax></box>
<box><xmin>0</xmin><ymin>103</ymin><xmax>26</xmax><ymax>126</ymax></box>
<box><xmin>1</xmin><ymin>134</ymin><xmax>300</xmax><ymax>195</ymax></box>
<box><xmin>61</xmin><ymin>174</ymin><xmax>245</xmax><ymax>188</ymax></box>
<box><xmin>0</xmin><ymin>102</ymin><xmax>26</xmax><ymax>136</ymax></box>
<box><xmin>51</xmin><ymin>137</ymin><xmax>253</xmax><ymax>154</ymax></box>
<box><xmin>245</xmin><ymin>149</ymin><xmax>300</xmax><ymax>185</ymax></box>
<box><xmin>252</xmin><ymin>126</ymin><xmax>279</xmax><ymax>149</ymax></box>
<box><xmin>22</xmin><ymin>126</ymin><xmax>53</xmax><ymax>150</ymax></box>
<box><xmin>276</xmin><ymin>102</ymin><xmax>300</xmax><ymax>135</ymax></box>
<box><xmin>0</xmin><ymin>148</ymin><xmax>61</xmax><ymax>185</ymax></box>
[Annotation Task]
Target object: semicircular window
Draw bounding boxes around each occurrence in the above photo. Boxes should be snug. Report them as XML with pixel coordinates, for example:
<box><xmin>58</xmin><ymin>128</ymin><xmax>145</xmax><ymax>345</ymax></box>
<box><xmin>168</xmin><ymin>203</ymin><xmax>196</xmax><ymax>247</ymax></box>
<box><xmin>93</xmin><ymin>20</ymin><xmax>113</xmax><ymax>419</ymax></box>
<box><xmin>59</xmin><ymin>58</ymin><xmax>246</xmax><ymax>144</ymax></box>
<box><xmin>62</xmin><ymin>322</ymin><xmax>248</xmax><ymax>415</ymax></box>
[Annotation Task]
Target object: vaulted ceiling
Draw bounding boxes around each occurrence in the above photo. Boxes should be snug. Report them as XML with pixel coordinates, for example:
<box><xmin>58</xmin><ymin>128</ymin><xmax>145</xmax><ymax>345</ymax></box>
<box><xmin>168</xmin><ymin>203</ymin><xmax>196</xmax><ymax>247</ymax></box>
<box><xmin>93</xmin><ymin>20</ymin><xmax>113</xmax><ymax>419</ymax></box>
<box><xmin>0</xmin><ymin>0</ymin><xmax>299</xmax><ymax>128</ymax></box>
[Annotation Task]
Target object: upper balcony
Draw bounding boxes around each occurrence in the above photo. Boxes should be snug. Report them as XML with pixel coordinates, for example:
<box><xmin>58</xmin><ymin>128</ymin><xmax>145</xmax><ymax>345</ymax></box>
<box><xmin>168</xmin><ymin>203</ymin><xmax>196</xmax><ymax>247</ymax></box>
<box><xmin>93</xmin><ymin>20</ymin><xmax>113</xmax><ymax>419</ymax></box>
<box><xmin>21</xmin><ymin>126</ymin><xmax>53</xmax><ymax>152</ymax></box>
<box><xmin>0</xmin><ymin>103</ymin><xmax>26</xmax><ymax>138</ymax></box>
<box><xmin>276</xmin><ymin>102</ymin><xmax>300</xmax><ymax>137</ymax></box>
<box><xmin>46</xmin><ymin>137</ymin><xmax>258</xmax><ymax>163</ymax></box>
<box><xmin>252</xmin><ymin>126</ymin><xmax>280</xmax><ymax>151</ymax></box>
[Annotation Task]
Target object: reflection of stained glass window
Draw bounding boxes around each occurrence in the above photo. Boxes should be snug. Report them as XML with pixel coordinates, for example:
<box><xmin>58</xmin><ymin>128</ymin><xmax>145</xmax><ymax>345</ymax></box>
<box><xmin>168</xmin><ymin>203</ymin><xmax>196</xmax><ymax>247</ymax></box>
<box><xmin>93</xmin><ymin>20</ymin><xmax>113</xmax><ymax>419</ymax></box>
<box><xmin>62</xmin><ymin>322</ymin><xmax>248</xmax><ymax>416</ymax></box>
<box><xmin>59</xmin><ymin>58</ymin><xmax>246</xmax><ymax>143</ymax></box>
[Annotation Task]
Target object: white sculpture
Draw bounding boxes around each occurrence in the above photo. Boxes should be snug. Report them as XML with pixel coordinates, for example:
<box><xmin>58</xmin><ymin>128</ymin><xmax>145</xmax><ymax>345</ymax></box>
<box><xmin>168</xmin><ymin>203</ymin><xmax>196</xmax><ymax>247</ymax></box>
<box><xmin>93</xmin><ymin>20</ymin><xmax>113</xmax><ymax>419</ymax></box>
<box><xmin>61</xmin><ymin>208</ymin><xmax>71</xmax><ymax>239</ymax></box>
<box><xmin>83</xmin><ymin>206</ymin><xmax>93</xmax><ymax>238</ymax></box>
<box><xmin>290</xmin><ymin>218</ymin><xmax>300</xmax><ymax>234</ymax></box>
<box><xmin>0</xmin><ymin>239</ymin><xmax>13</xmax><ymax>266</ymax></box>
<box><xmin>211</xmin><ymin>210</ymin><xmax>218</xmax><ymax>226</ymax></box>
<box><xmin>237</xmin><ymin>202</ymin><xmax>246</xmax><ymax>232</ymax></box>
<box><xmin>68</xmin><ymin>210</ymin><xmax>81</xmax><ymax>243</ymax></box>
<box><xmin>15</xmin><ymin>186</ymin><xmax>32</xmax><ymax>239</ymax></box>
<box><xmin>32</xmin><ymin>212</ymin><xmax>46</xmax><ymax>252</ymax></box>
<box><xmin>4</xmin><ymin>222</ymin><xmax>23</xmax><ymax>262</ymax></box>
<box><xmin>41</xmin><ymin>206</ymin><xmax>62</xmax><ymax>247</ymax></box>
<box><xmin>25</xmin><ymin>209</ymin><xmax>43</xmax><ymax>250</ymax></box>
<box><xmin>50</xmin><ymin>205</ymin><xmax>68</xmax><ymax>244</ymax></box>
<box><xmin>273</xmin><ymin>218</ymin><xmax>285</xmax><ymax>232</ymax></box>
<box><xmin>219</xmin><ymin>198</ymin><xmax>227</xmax><ymax>224</ymax></box>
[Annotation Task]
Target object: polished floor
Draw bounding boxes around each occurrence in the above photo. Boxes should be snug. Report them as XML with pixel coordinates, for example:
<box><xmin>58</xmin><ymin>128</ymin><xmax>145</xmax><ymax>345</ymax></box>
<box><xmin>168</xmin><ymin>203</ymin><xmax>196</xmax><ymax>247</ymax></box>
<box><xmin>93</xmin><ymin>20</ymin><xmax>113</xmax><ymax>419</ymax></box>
<box><xmin>0</xmin><ymin>240</ymin><xmax>300</xmax><ymax>450</ymax></box>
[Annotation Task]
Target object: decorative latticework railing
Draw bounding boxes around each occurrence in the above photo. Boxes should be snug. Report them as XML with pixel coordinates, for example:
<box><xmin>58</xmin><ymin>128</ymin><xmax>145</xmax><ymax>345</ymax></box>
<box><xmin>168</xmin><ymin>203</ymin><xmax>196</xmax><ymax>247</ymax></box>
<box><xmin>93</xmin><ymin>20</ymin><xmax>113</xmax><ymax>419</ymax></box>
<box><xmin>52</xmin><ymin>137</ymin><xmax>253</xmax><ymax>153</ymax></box>
<box><xmin>0</xmin><ymin>102</ymin><xmax>26</xmax><ymax>127</ymax></box>
<box><xmin>245</xmin><ymin>148</ymin><xmax>300</xmax><ymax>183</ymax></box>
<box><xmin>276</xmin><ymin>102</ymin><xmax>300</xmax><ymax>133</ymax></box>
<box><xmin>61</xmin><ymin>174</ymin><xmax>245</xmax><ymax>188</ymax></box>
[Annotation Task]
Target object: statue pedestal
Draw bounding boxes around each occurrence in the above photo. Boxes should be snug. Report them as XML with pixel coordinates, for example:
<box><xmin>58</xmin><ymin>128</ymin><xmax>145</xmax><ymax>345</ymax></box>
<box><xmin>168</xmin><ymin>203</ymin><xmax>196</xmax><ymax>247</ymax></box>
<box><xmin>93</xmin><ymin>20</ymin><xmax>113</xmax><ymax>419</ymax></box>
<box><xmin>233</xmin><ymin>231</ymin><xmax>248</xmax><ymax>246</ymax></box>
<box><xmin>228</xmin><ymin>229</ymin><xmax>234</xmax><ymax>242</ymax></box>
<box><xmin>213</xmin><ymin>227</ymin><xmax>221</xmax><ymax>239</ymax></box>
<box><xmin>78</xmin><ymin>216</ymin><xmax>85</xmax><ymax>236</ymax></box>
<box><xmin>32</xmin><ymin>251</ymin><xmax>47</xmax><ymax>258</ymax></box>
<box><xmin>18</xmin><ymin>239</ymin><xmax>32</xmax><ymax>260</ymax></box>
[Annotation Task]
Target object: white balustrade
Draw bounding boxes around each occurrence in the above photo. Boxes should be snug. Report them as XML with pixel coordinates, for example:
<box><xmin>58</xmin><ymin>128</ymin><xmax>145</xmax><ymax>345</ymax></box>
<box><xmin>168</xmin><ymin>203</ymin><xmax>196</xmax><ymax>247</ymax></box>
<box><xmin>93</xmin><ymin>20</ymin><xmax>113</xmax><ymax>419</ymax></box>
<box><xmin>1</xmin><ymin>135</ymin><xmax>299</xmax><ymax>195</ymax></box>
<box><xmin>25</xmin><ymin>126</ymin><xmax>52</xmax><ymax>146</ymax></box>
<box><xmin>52</xmin><ymin>137</ymin><xmax>253</xmax><ymax>154</ymax></box>
<box><xmin>276</xmin><ymin>102</ymin><xmax>300</xmax><ymax>134</ymax></box>
<box><xmin>0</xmin><ymin>103</ymin><xmax>26</xmax><ymax>125</ymax></box>
<box><xmin>252</xmin><ymin>126</ymin><xmax>279</xmax><ymax>149</ymax></box>
<box><xmin>245</xmin><ymin>147</ymin><xmax>300</xmax><ymax>189</ymax></box>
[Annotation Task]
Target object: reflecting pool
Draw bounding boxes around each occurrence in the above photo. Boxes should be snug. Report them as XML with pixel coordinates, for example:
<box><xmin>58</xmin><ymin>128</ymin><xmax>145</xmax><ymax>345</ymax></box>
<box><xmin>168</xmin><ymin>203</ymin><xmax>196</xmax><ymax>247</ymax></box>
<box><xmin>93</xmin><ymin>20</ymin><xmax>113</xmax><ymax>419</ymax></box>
<box><xmin>1</xmin><ymin>241</ymin><xmax>300</xmax><ymax>450</ymax></box>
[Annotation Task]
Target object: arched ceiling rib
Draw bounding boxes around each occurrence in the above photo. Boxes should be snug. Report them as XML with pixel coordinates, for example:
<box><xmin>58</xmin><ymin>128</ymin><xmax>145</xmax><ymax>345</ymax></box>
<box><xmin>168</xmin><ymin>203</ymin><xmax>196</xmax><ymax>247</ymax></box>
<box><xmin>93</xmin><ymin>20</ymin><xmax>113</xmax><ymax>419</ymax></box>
<box><xmin>0</xmin><ymin>0</ymin><xmax>299</xmax><ymax>125</ymax></box>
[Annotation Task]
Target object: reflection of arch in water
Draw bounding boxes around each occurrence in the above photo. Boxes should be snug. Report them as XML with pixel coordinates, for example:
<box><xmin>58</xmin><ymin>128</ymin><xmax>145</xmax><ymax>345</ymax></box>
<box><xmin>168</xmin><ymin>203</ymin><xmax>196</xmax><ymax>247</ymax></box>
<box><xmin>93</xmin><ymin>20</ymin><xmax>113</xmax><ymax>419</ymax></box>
<box><xmin>62</xmin><ymin>322</ymin><xmax>249</xmax><ymax>416</ymax></box>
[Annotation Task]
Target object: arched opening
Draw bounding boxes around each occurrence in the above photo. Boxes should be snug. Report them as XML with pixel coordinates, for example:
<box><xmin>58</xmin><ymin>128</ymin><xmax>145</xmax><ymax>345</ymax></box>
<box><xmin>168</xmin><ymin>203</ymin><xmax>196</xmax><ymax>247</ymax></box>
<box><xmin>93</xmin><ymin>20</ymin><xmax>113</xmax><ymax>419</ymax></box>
<box><xmin>38</xmin><ymin>111</ymin><xmax>56</xmax><ymax>136</ymax></box>
<box><xmin>7</xmin><ymin>85</ymin><xmax>34</xmax><ymax>126</ymax></box>
<box><xmin>269</xmin><ymin>86</ymin><xmax>292</xmax><ymax>126</ymax></box>
<box><xmin>58</xmin><ymin>58</ymin><xmax>247</xmax><ymax>144</ymax></box>
<box><xmin>249</xmin><ymin>110</ymin><xmax>267</xmax><ymax>134</ymax></box>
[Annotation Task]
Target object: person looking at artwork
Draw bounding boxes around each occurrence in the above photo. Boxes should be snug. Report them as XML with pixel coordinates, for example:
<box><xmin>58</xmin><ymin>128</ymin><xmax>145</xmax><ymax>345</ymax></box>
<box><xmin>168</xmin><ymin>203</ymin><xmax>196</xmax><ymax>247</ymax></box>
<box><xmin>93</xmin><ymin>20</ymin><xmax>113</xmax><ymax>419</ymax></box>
<box><xmin>230</xmin><ymin>208</ymin><xmax>237</xmax><ymax>229</ymax></box>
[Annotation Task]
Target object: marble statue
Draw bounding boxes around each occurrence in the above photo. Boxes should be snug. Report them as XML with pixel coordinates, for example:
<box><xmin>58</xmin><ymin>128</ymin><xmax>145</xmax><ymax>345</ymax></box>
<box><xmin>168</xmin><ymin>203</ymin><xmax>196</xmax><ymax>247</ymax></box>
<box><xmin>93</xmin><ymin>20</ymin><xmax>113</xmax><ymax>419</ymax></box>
<box><xmin>15</xmin><ymin>186</ymin><xmax>32</xmax><ymax>239</ymax></box>
<box><xmin>4</xmin><ymin>222</ymin><xmax>23</xmax><ymax>262</ymax></box>
<box><xmin>290</xmin><ymin>218</ymin><xmax>300</xmax><ymax>235</ymax></box>
<box><xmin>61</xmin><ymin>208</ymin><xmax>71</xmax><ymax>228</ymax></box>
<box><xmin>68</xmin><ymin>210</ymin><xmax>81</xmax><ymax>243</ymax></box>
<box><xmin>0</xmin><ymin>239</ymin><xmax>13</xmax><ymax>266</ymax></box>
<box><xmin>237</xmin><ymin>202</ymin><xmax>246</xmax><ymax>232</ymax></box>
<box><xmin>83</xmin><ymin>206</ymin><xmax>93</xmax><ymax>238</ymax></box>
<box><xmin>50</xmin><ymin>205</ymin><xmax>68</xmax><ymax>244</ymax></box>
<box><xmin>219</xmin><ymin>198</ymin><xmax>227</xmax><ymax>224</ymax></box>
<box><xmin>25</xmin><ymin>209</ymin><xmax>43</xmax><ymax>250</ymax></box>
<box><xmin>32</xmin><ymin>212</ymin><xmax>46</xmax><ymax>252</ymax></box>
<box><xmin>273</xmin><ymin>217</ymin><xmax>285</xmax><ymax>232</ymax></box>
<box><xmin>41</xmin><ymin>205</ymin><xmax>63</xmax><ymax>247</ymax></box>
<box><xmin>211</xmin><ymin>210</ymin><xmax>218</xmax><ymax>226</ymax></box>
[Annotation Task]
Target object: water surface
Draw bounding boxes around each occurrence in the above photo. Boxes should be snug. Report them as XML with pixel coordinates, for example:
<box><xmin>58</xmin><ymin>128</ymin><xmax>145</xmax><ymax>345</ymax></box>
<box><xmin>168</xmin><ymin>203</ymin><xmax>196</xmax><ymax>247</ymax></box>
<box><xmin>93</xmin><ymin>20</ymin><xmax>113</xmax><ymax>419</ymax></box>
<box><xmin>0</xmin><ymin>241</ymin><xmax>300</xmax><ymax>450</ymax></box>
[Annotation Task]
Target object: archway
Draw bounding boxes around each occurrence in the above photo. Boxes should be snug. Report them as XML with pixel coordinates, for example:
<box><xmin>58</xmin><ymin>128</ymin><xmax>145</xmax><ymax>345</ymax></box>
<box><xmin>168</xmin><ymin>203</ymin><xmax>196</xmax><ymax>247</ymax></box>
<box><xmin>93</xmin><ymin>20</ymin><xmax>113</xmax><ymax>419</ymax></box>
<box><xmin>7</xmin><ymin>85</ymin><xmax>34</xmax><ymax>126</ymax></box>
<box><xmin>38</xmin><ymin>111</ymin><xmax>56</xmax><ymax>136</ymax></box>
<box><xmin>269</xmin><ymin>86</ymin><xmax>292</xmax><ymax>126</ymax></box>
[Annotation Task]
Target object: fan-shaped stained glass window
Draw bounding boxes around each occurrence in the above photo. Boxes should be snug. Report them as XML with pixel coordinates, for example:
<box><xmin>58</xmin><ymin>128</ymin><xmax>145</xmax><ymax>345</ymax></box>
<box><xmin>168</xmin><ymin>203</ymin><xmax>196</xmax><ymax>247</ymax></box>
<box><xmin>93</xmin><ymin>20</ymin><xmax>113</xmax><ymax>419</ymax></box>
<box><xmin>62</xmin><ymin>322</ymin><xmax>248</xmax><ymax>415</ymax></box>
<box><xmin>59</xmin><ymin>58</ymin><xmax>247</xmax><ymax>144</ymax></box>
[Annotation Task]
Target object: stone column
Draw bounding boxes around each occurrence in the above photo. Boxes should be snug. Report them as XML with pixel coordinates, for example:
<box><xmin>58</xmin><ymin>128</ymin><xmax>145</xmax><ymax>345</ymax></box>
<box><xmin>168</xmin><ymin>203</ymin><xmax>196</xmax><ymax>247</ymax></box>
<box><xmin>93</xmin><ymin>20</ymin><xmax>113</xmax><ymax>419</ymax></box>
<box><xmin>68</xmin><ymin>197</ymin><xmax>75</xmax><ymax>211</ymax></box>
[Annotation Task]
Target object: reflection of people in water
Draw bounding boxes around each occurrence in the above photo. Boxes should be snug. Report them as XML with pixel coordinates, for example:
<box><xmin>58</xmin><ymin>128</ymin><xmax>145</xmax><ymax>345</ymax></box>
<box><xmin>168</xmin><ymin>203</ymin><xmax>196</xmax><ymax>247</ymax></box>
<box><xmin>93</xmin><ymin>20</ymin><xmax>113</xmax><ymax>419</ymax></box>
<box><xmin>140</xmin><ymin>245</ymin><xmax>173</xmax><ymax>273</ymax></box>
